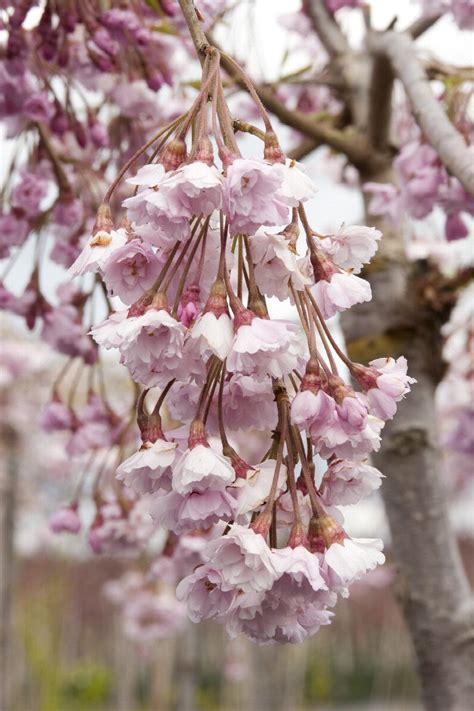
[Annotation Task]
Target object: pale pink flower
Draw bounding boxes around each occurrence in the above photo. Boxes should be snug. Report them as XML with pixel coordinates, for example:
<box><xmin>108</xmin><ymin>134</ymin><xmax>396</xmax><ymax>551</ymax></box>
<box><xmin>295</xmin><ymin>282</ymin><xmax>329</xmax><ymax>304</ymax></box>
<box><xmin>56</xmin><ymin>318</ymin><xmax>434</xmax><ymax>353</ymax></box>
<box><xmin>188</xmin><ymin>311</ymin><xmax>234</xmax><ymax>360</ymax></box>
<box><xmin>89</xmin><ymin>498</ymin><xmax>154</xmax><ymax>555</ymax></box>
<box><xmin>124</xmin><ymin>188</ymin><xmax>190</xmax><ymax>245</ymax></box>
<box><xmin>228</xmin><ymin>314</ymin><xmax>307</xmax><ymax>380</ymax></box>
<box><xmin>23</xmin><ymin>91</ymin><xmax>55</xmax><ymax>122</ymax></box>
<box><xmin>176</xmin><ymin>564</ymin><xmax>237</xmax><ymax>622</ymax></box>
<box><xmin>92</xmin><ymin>308</ymin><xmax>186</xmax><ymax>388</ymax></box>
<box><xmin>202</xmin><ymin>525</ymin><xmax>278</xmax><ymax>593</ymax></box>
<box><xmin>0</xmin><ymin>213</ymin><xmax>29</xmax><ymax>257</ymax></box>
<box><xmin>321</xmin><ymin>225</ymin><xmax>381</xmax><ymax>274</ymax></box>
<box><xmin>49</xmin><ymin>506</ymin><xmax>81</xmax><ymax>534</ymax></box>
<box><xmin>11</xmin><ymin>170</ymin><xmax>49</xmax><ymax>218</ymax></box>
<box><xmin>364</xmin><ymin>182</ymin><xmax>400</xmax><ymax>223</ymax></box>
<box><xmin>232</xmin><ymin>459</ymin><xmax>287</xmax><ymax>516</ymax></box>
<box><xmin>291</xmin><ymin>389</ymin><xmax>334</xmax><ymax>431</ymax></box>
<box><xmin>320</xmin><ymin>459</ymin><xmax>384</xmax><ymax>506</ymax></box>
<box><xmin>125</xmin><ymin>161</ymin><xmax>222</xmax><ymax>242</ymax></box>
<box><xmin>321</xmin><ymin>537</ymin><xmax>385</xmax><ymax>592</ymax></box>
<box><xmin>311</xmin><ymin>272</ymin><xmax>371</xmax><ymax>320</ymax></box>
<box><xmin>451</xmin><ymin>0</ymin><xmax>474</xmax><ymax>30</ymax></box>
<box><xmin>172</xmin><ymin>442</ymin><xmax>235</xmax><ymax>495</ymax></box>
<box><xmin>102</xmin><ymin>239</ymin><xmax>160</xmax><ymax>304</ymax></box>
<box><xmin>226</xmin><ymin>546</ymin><xmax>335</xmax><ymax>644</ymax></box>
<box><xmin>353</xmin><ymin>356</ymin><xmax>416</xmax><ymax>420</ymax></box>
<box><xmin>151</xmin><ymin>488</ymin><xmax>237</xmax><ymax>533</ymax></box>
<box><xmin>223</xmin><ymin>158</ymin><xmax>290</xmax><ymax>235</ymax></box>
<box><xmin>250</xmin><ymin>231</ymin><xmax>311</xmax><ymax>300</ymax></box>
<box><xmin>222</xmin><ymin>374</ymin><xmax>277</xmax><ymax>431</ymax></box>
<box><xmin>40</xmin><ymin>399</ymin><xmax>76</xmax><ymax>432</ymax></box>
<box><xmin>158</xmin><ymin>161</ymin><xmax>223</xmax><ymax>216</ymax></box>
<box><xmin>277</xmin><ymin>159</ymin><xmax>317</xmax><ymax>206</ymax></box>
<box><xmin>315</xmin><ymin>414</ymin><xmax>384</xmax><ymax>460</ymax></box>
<box><xmin>41</xmin><ymin>305</ymin><xmax>97</xmax><ymax>364</ymax></box>
<box><xmin>116</xmin><ymin>439</ymin><xmax>177</xmax><ymax>494</ymax></box>
<box><xmin>69</xmin><ymin>228</ymin><xmax>127</xmax><ymax>277</ymax></box>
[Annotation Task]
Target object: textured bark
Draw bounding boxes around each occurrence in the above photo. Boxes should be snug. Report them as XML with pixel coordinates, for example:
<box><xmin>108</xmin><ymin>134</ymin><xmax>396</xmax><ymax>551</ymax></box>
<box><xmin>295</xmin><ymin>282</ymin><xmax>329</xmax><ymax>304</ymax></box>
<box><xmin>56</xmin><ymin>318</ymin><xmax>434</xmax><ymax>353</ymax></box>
<box><xmin>341</xmin><ymin>177</ymin><xmax>474</xmax><ymax>710</ymax></box>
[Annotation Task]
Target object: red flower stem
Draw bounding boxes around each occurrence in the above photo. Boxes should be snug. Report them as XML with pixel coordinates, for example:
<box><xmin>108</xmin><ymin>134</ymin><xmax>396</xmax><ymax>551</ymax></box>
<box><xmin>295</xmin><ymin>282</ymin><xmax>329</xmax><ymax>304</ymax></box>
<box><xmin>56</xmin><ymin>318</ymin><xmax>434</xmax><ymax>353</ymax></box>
<box><xmin>263</xmin><ymin>389</ymin><xmax>289</xmax><ymax>515</ymax></box>
<box><xmin>291</xmin><ymin>425</ymin><xmax>321</xmax><ymax>514</ymax></box>
<box><xmin>171</xmin><ymin>216</ymin><xmax>210</xmax><ymax>315</ymax></box>
<box><xmin>305</xmin><ymin>286</ymin><xmax>353</xmax><ymax>368</ymax></box>
<box><xmin>103</xmin><ymin>113</ymin><xmax>188</xmax><ymax>203</ymax></box>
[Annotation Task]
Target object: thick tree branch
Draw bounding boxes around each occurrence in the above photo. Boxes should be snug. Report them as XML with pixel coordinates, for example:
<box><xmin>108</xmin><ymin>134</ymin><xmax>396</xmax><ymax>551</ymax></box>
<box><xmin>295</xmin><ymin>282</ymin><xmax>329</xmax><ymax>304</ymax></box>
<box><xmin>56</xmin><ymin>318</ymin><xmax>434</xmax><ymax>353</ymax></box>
<box><xmin>303</xmin><ymin>0</ymin><xmax>350</xmax><ymax>57</ymax></box>
<box><xmin>367</xmin><ymin>53</ymin><xmax>394</xmax><ymax>151</ymax></box>
<box><xmin>369</xmin><ymin>31</ymin><xmax>474</xmax><ymax>196</ymax></box>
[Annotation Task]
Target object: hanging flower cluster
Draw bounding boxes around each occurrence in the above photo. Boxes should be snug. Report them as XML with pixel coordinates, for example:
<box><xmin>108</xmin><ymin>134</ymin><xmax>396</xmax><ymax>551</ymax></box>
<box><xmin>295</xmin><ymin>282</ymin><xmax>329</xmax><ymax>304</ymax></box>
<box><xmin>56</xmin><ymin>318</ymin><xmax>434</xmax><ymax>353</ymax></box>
<box><xmin>55</xmin><ymin>39</ymin><xmax>415</xmax><ymax>644</ymax></box>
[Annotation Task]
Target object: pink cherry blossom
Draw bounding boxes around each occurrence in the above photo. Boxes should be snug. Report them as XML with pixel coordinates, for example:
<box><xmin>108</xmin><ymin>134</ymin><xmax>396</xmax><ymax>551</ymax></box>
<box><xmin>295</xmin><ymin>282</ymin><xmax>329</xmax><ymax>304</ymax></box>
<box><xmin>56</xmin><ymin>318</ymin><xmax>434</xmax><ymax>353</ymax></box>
<box><xmin>188</xmin><ymin>311</ymin><xmax>234</xmax><ymax>360</ymax></box>
<box><xmin>49</xmin><ymin>506</ymin><xmax>81</xmax><ymax>534</ymax></box>
<box><xmin>0</xmin><ymin>212</ymin><xmax>29</xmax><ymax>258</ymax></box>
<box><xmin>151</xmin><ymin>488</ymin><xmax>237</xmax><ymax>533</ymax></box>
<box><xmin>352</xmin><ymin>356</ymin><xmax>416</xmax><ymax>421</ymax></box>
<box><xmin>40</xmin><ymin>398</ymin><xmax>76</xmax><ymax>432</ymax></box>
<box><xmin>102</xmin><ymin>239</ymin><xmax>160</xmax><ymax>304</ymax></box>
<box><xmin>23</xmin><ymin>91</ymin><xmax>55</xmax><ymax>123</ymax></box>
<box><xmin>92</xmin><ymin>307</ymin><xmax>186</xmax><ymax>388</ymax></box>
<box><xmin>171</xmin><ymin>442</ymin><xmax>235</xmax><ymax>495</ymax></box>
<box><xmin>291</xmin><ymin>388</ymin><xmax>335</xmax><ymax>431</ymax></box>
<box><xmin>116</xmin><ymin>439</ymin><xmax>177</xmax><ymax>495</ymax></box>
<box><xmin>176</xmin><ymin>564</ymin><xmax>237</xmax><ymax>622</ymax></box>
<box><xmin>311</xmin><ymin>272</ymin><xmax>372</xmax><ymax>320</ymax></box>
<box><xmin>277</xmin><ymin>159</ymin><xmax>317</xmax><ymax>206</ymax></box>
<box><xmin>321</xmin><ymin>225</ymin><xmax>381</xmax><ymax>274</ymax></box>
<box><xmin>228</xmin><ymin>314</ymin><xmax>307</xmax><ymax>380</ymax></box>
<box><xmin>11</xmin><ymin>170</ymin><xmax>49</xmax><ymax>218</ymax></box>
<box><xmin>69</xmin><ymin>228</ymin><xmax>127</xmax><ymax>277</ymax></box>
<box><xmin>251</xmin><ymin>230</ymin><xmax>311</xmax><ymax>301</ymax></box>
<box><xmin>202</xmin><ymin>525</ymin><xmax>278</xmax><ymax>594</ymax></box>
<box><xmin>321</xmin><ymin>537</ymin><xmax>385</xmax><ymax>593</ymax></box>
<box><xmin>42</xmin><ymin>305</ymin><xmax>97</xmax><ymax>364</ymax></box>
<box><xmin>122</xmin><ymin>591</ymin><xmax>187</xmax><ymax>643</ymax></box>
<box><xmin>223</xmin><ymin>158</ymin><xmax>290</xmax><ymax>235</ymax></box>
<box><xmin>320</xmin><ymin>459</ymin><xmax>384</xmax><ymax>506</ymax></box>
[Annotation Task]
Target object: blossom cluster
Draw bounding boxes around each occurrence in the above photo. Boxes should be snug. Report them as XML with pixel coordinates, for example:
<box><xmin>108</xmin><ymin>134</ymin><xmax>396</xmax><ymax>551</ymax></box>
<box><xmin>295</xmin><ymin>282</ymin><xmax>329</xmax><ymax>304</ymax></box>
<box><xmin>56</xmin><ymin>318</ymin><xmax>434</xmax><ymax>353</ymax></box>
<box><xmin>45</xmin><ymin>41</ymin><xmax>416</xmax><ymax>644</ymax></box>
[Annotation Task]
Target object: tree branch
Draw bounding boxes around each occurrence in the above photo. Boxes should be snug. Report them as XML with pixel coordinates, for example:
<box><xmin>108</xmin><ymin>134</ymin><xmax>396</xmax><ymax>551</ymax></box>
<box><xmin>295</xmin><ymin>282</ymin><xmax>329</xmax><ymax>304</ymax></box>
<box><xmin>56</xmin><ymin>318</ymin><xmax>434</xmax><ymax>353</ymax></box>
<box><xmin>407</xmin><ymin>13</ymin><xmax>442</xmax><ymax>39</ymax></box>
<box><xmin>178</xmin><ymin>0</ymin><xmax>209</xmax><ymax>59</ymax></box>
<box><xmin>303</xmin><ymin>0</ymin><xmax>350</xmax><ymax>57</ymax></box>
<box><xmin>367</xmin><ymin>52</ymin><xmax>394</xmax><ymax>151</ymax></box>
<box><xmin>369</xmin><ymin>30</ymin><xmax>474</xmax><ymax>196</ymax></box>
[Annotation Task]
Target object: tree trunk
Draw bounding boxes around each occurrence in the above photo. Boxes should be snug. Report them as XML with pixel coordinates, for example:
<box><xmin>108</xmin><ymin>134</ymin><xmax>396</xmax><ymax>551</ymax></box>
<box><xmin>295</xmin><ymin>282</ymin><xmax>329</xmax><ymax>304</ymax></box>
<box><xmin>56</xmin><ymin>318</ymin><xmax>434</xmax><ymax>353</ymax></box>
<box><xmin>341</xmin><ymin>174</ymin><xmax>474</xmax><ymax>710</ymax></box>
